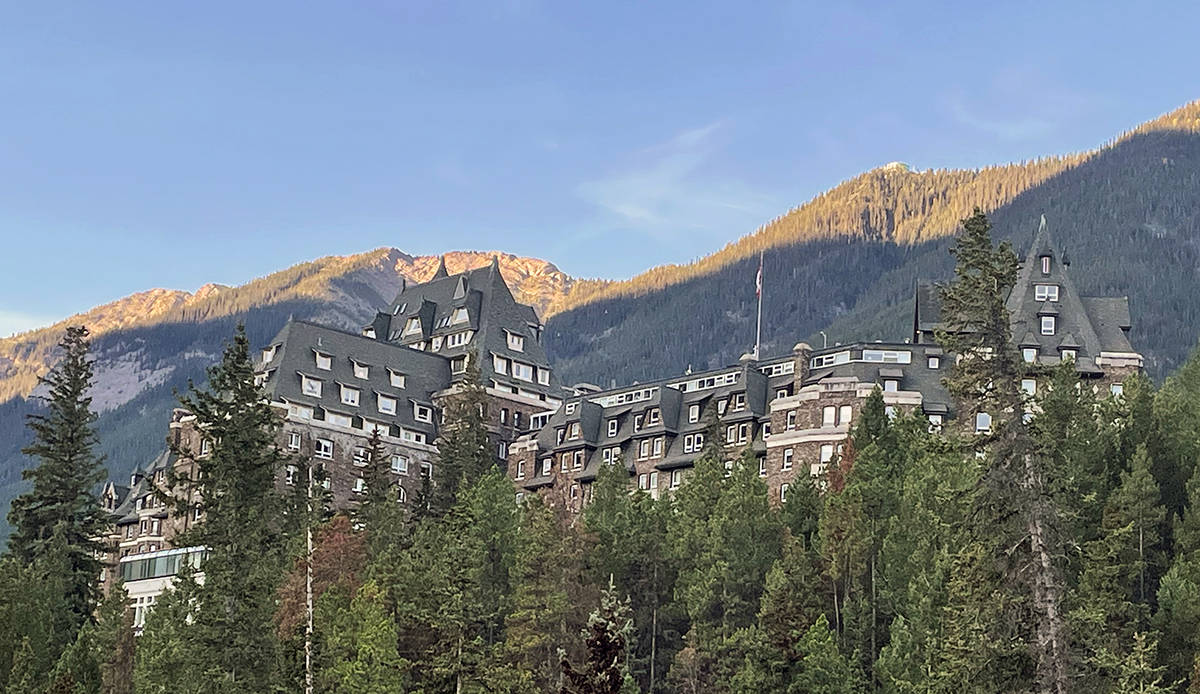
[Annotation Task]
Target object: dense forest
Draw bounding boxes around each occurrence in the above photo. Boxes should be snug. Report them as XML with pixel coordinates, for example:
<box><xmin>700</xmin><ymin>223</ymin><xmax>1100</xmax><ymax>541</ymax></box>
<box><xmin>546</xmin><ymin>101</ymin><xmax>1200</xmax><ymax>386</ymax></box>
<box><xmin>4</xmin><ymin>216</ymin><xmax>1200</xmax><ymax>693</ymax></box>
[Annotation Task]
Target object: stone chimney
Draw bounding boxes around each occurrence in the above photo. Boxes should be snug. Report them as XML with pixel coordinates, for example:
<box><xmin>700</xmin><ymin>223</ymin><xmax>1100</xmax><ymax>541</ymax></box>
<box><xmin>792</xmin><ymin>342</ymin><xmax>812</xmax><ymax>390</ymax></box>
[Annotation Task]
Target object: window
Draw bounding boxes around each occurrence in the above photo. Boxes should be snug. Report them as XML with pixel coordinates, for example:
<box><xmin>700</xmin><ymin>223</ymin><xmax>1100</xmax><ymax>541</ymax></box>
<box><xmin>782</xmin><ymin>448</ymin><xmax>794</xmax><ymax>470</ymax></box>
<box><xmin>1061</xmin><ymin>349</ymin><xmax>1077</xmax><ymax>362</ymax></box>
<box><xmin>1041</xmin><ymin>316</ymin><xmax>1056</xmax><ymax>335</ymax></box>
<box><xmin>634</xmin><ymin>414</ymin><xmax>645</xmax><ymax>432</ymax></box>
<box><xmin>341</xmin><ymin>385</ymin><xmax>360</xmax><ymax>406</ymax></box>
<box><xmin>762</xmin><ymin>423</ymin><xmax>771</xmax><ymax>439</ymax></box>
<box><xmin>839</xmin><ymin>405</ymin><xmax>853</xmax><ymax>425</ymax></box>
<box><xmin>1111</xmin><ymin>383</ymin><xmax>1125</xmax><ymax>397</ymax></box>
<box><xmin>378</xmin><ymin>394</ymin><xmax>397</xmax><ymax>415</ymax></box>
<box><xmin>653</xmin><ymin>437</ymin><xmax>663</xmax><ymax>457</ymax></box>
<box><xmin>1035</xmin><ymin>284</ymin><xmax>1060</xmax><ymax>302</ymax></box>
<box><xmin>786</xmin><ymin>411</ymin><xmax>797</xmax><ymax>430</ymax></box>
<box><xmin>975</xmin><ymin>412</ymin><xmax>992</xmax><ymax>433</ymax></box>
<box><xmin>567</xmin><ymin>422</ymin><xmax>581</xmax><ymax>440</ymax></box>
<box><xmin>717</xmin><ymin>399</ymin><xmax>728</xmax><ymax>415</ymax></box>
<box><xmin>397</xmin><ymin>487</ymin><xmax>407</xmax><ymax>503</ymax></box>
<box><xmin>512</xmin><ymin>362</ymin><xmax>534</xmax><ymax>381</ymax></box>
<box><xmin>514</xmin><ymin>412</ymin><xmax>522</xmax><ymax>428</ymax></box>
<box><xmin>200</xmin><ymin>439</ymin><xmax>212</xmax><ymax>457</ymax></box>
<box><xmin>516</xmin><ymin>459</ymin><xmax>525</xmax><ymax>479</ymax></box>
<box><xmin>776</xmin><ymin>388</ymin><xmax>788</xmax><ymax>400</ymax></box>
<box><xmin>451</xmin><ymin>307</ymin><xmax>469</xmax><ymax>324</ymax></box>
<box><xmin>262</xmin><ymin>346</ymin><xmax>278</xmax><ymax>363</ymax></box>
<box><xmin>608</xmin><ymin>419</ymin><xmax>618</xmax><ymax>437</ymax></box>
<box><xmin>404</xmin><ymin>317</ymin><xmax>421</xmax><ymax>335</ymax></box>
<box><xmin>670</xmin><ymin>469</ymin><xmax>682</xmax><ymax>489</ymax></box>
<box><xmin>573</xmin><ymin>451</ymin><xmax>584</xmax><ymax>469</ymax></box>
<box><xmin>731</xmin><ymin>394</ymin><xmax>746</xmax><ymax>412</ymax></box>
<box><xmin>431</xmin><ymin>336</ymin><xmax>444</xmax><ymax>351</ymax></box>
<box><xmin>315</xmin><ymin>439</ymin><xmax>333</xmax><ymax>459</ymax></box>
<box><xmin>499</xmin><ymin>408</ymin><xmax>509</xmax><ymax>425</ymax></box>
<box><xmin>353</xmin><ymin>361</ymin><xmax>369</xmax><ymax>379</ymax></box>
<box><xmin>638</xmin><ymin>474</ymin><xmax>650</xmax><ymax>491</ymax></box>
<box><xmin>420</xmin><ymin>462</ymin><xmax>432</xmax><ymax>478</ymax></box>
<box><xmin>1021</xmin><ymin>379</ymin><xmax>1037</xmax><ymax>396</ymax></box>
<box><xmin>863</xmin><ymin>349</ymin><xmax>912</xmax><ymax>363</ymax></box>
<box><xmin>352</xmin><ymin>447</ymin><xmax>370</xmax><ymax>466</ymax></box>
<box><xmin>602</xmin><ymin>448</ymin><xmax>613</xmax><ymax>464</ymax></box>
<box><xmin>1023</xmin><ymin>348</ymin><xmax>1038</xmax><ymax>363</ymax></box>
<box><xmin>391</xmin><ymin>455</ymin><xmax>408</xmax><ymax>474</ymax></box>
<box><xmin>402</xmin><ymin>430</ymin><xmax>427</xmax><ymax>445</ymax></box>
<box><xmin>928</xmin><ymin>413</ymin><xmax>944</xmax><ymax>432</ymax></box>
<box><xmin>301</xmin><ymin>374</ymin><xmax>323</xmax><ymax>397</ymax></box>
<box><xmin>353</xmin><ymin>477</ymin><xmax>365</xmax><ymax>494</ymax></box>
<box><xmin>688</xmin><ymin>404</ymin><xmax>701</xmax><ymax>423</ymax></box>
<box><xmin>451</xmin><ymin>356</ymin><xmax>467</xmax><ymax>374</ymax></box>
<box><xmin>493</xmin><ymin>354</ymin><xmax>509</xmax><ymax>375</ymax></box>
<box><xmin>639</xmin><ymin>440</ymin><xmax>651</xmax><ymax>460</ymax></box>
<box><xmin>648</xmin><ymin>408</ymin><xmax>661</xmax><ymax>425</ymax></box>
<box><xmin>759</xmin><ymin>458</ymin><xmax>767</xmax><ymax>476</ymax></box>
<box><xmin>389</xmin><ymin>370</ymin><xmax>406</xmax><ymax>388</ymax></box>
<box><xmin>884</xmin><ymin>379</ymin><xmax>899</xmax><ymax>392</ymax></box>
<box><xmin>446</xmin><ymin>331</ymin><xmax>470</xmax><ymax>348</ymax></box>
<box><xmin>537</xmin><ymin>368</ymin><xmax>551</xmax><ymax>386</ymax></box>
<box><xmin>736</xmin><ymin>423</ymin><xmax>749</xmax><ymax>444</ymax></box>
<box><xmin>822</xmin><ymin>406</ymin><xmax>836</xmax><ymax>427</ymax></box>
<box><xmin>928</xmin><ymin>356</ymin><xmax>940</xmax><ymax>369</ymax></box>
<box><xmin>507</xmin><ymin>332</ymin><xmax>525</xmax><ymax>352</ymax></box>
<box><xmin>287</xmin><ymin>432</ymin><xmax>301</xmax><ymax>450</ymax></box>
<box><xmin>541</xmin><ymin>459</ymin><xmax>552</xmax><ymax>476</ymax></box>
<box><xmin>315</xmin><ymin>352</ymin><xmax>332</xmax><ymax>370</ymax></box>
<box><xmin>414</xmin><ymin>404</ymin><xmax>433</xmax><ymax>423</ymax></box>
<box><xmin>780</xmin><ymin>483</ymin><xmax>790</xmax><ymax>503</ymax></box>
<box><xmin>820</xmin><ymin>444</ymin><xmax>834</xmax><ymax>464</ymax></box>
<box><xmin>556</xmin><ymin>429</ymin><xmax>565</xmax><ymax>445</ymax></box>
<box><xmin>328</xmin><ymin>412</ymin><xmax>352</xmax><ymax>428</ymax></box>
<box><xmin>1041</xmin><ymin>256</ymin><xmax>1051</xmax><ymax>274</ymax></box>
<box><xmin>885</xmin><ymin>405</ymin><xmax>897</xmax><ymax>420</ymax></box>
<box><xmin>285</xmin><ymin>465</ymin><xmax>298</xmax><ymax>485</ymax></box>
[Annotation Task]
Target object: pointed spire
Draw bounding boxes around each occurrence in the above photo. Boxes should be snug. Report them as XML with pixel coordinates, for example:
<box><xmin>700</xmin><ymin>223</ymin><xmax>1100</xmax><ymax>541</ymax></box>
<box><xmin>1033</xmin><ymin>214</ymin><xmax>1055</xmax><ymax>259</ymax></box>
<box><xmin>432</xmin><ymin>255</ymin><xmax>449</xmax><ymax>280</ymax></box>
<box><xmin>490</xmin><ymin>254</ymin><xmax>500</xmax><ymax>272</ymax></box>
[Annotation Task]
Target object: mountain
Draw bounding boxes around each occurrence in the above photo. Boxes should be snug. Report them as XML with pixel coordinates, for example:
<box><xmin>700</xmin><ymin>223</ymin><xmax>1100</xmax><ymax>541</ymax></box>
<box><xmin>544</xmin><ymin>100</ymin><xmax>1200</xmax><ymax>386</ymax></box>
<box><xmin>0</xmin><ymin>249</ymin><xmax>572</xmax><ymax>539</ymax></box>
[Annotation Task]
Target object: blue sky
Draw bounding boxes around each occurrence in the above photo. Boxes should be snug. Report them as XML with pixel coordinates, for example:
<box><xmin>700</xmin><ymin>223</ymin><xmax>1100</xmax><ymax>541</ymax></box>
<box><xmin>1</xmin><ymin>1</ymin><xmax>1198</xmax><ymax>336</ymax></box>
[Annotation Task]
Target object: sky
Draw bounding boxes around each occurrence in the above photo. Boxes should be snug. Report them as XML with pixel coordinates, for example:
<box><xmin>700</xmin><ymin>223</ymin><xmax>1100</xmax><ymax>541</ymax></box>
<box><xmin>1</xmin><ymin>1</ymin><xmax>1198</xmax><ymax>336</ymax></box>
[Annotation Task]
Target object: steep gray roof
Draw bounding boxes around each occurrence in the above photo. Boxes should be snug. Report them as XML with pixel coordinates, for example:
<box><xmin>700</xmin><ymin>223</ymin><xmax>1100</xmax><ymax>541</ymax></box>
<box><xmin>375</xmin><ymin>261</ymin><xmax>561</xmax><ymax>400</ymax></box>
<box><xmin>259</xmin><ymin>319</ymin><xmax>451</xmax><ymax>437</ymax></box>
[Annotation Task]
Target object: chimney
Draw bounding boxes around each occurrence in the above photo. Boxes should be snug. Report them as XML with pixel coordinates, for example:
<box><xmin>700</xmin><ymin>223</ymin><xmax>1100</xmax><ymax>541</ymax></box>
<box><xmin>793</xmin><ymin>342</ymin><xmax>812</xmax><ymax>390</ymax></box>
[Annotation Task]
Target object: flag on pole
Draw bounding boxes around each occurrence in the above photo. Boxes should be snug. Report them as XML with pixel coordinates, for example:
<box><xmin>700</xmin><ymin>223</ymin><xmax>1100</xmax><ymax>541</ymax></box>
<box><xmin>755</xmin><ymin>254</ymin><xmax>763</xmax><ymax>298</ymax></box>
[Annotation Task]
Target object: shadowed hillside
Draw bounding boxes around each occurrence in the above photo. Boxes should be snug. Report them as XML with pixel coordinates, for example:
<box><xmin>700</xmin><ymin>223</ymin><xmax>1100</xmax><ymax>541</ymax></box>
<box><xmin>546</xmin><ymin>102</ymin><xmax>1200</xmax><ymax>386</ymax></box>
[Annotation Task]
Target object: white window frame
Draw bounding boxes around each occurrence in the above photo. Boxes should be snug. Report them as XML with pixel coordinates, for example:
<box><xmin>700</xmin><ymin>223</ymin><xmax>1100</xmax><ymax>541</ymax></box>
<box><xmin>927</xmin><ymin>356</ymin><xmax>940</xmax><ymax>369</ymax></box>
<box><xmin>341</xmin><ymin>384</ymin><xmax>360</xmax><ymax>407</ymax></box>
<box><xmin>285</xmin><ymin>464</ymin><xmax>297</xmax><ymax>485</ymax></box>
<box><xmin>1041</xmin><ymin>316</ymin><xmax>1056</xmax><ymax>335</ymax></box>
<box><xmin>315</xmin><ymin>352</ymin><xmax>332</xmax><ymax>370</ymax></box>
<box><xmin>975</xmin><ymin>412</ymin><xmax>992</xmax><ymax>434</ymax></box>
<box><xmin>607</xmin><ymin>419</ymin><xmax>618</xmax><ymax>437</ymax></box>
<box><xmin>414</xmin><ymin>403</ymin><xmax>433</xmax><ymax>423</ymax></box>
<box><xmin>353</xmin><ymin>361</ymin><xmax>369</xmax><ymax>379</ymax></box>
<box><xmin>688</xmin><ymin>404</ymin><xmax>701</xmax><ymax>423</ymax></box>
<box><xmin>391</xmin><ymin>454</ymin><xmax>409</xmax><ymax>475</ymax></box>
<box><xmin>1061</xmin><ymin>349</ymin><xmax>1077</xmax><ymax>362</ymax></box>
<box><xmin>1021</xmin><ymin>379</ymin><xmax>1037</xmax><ymax>396</ymax></box>
<box><xmin>1023</xmin><ymin>348</ymin><xmax>1038</xmax><ymax>363</ymax></box>
<box><xmin>493</xmin><ymin>354</ymin><xmax>509</xmax><ymax>375</ymax></box>
<box><xmin>446</xmin><ymin>331</ymin><xmax>470</xmax><ymax>348</ymax></box>
<box><xmin>1041</xmin><ymin>256</ymin><xmax>1051</xmax><ymax>274</ymax></box>
<box><xmin>820</xmin><ymin>444</ymin><xmax>834</xmax><ymax>464</ymax></box>
<box><xmin>287</xmin><ymin>432</ymin><xmax>302</xmax><ymax>450</ymax></box>
<box><xmin>377</xmin><ymin>394</ymin><xmax>397</xmax><ymax>415</ymax></box>
<box><xmin>838</xmin><ymin>405</ymin><xmax>853</xmax><ymax>425</ymax></box>
<box><xmin>782</xmin><ymin>448</ymin><xmax>793</xmax><ymax>470</ymax></box>
<box><xmin>507</xmin><ymin>331</ymin><xmax>525</xmax><ymax>352</ymax></box>
<box><xmin>822</xmin><ymin>406</ymin><xmax>836</xmax><ymax>427</ymax></box>
<box><xmin>512</xmin><ymin>362</ymin><xmax>534</xmax><ymax>382</ymax></box>
<box><xmin>388</xmin><ymin>370</ymin><xmax>406</xmax><ymax>388</ymax></box>
<box><xmin>1034</xmin><ymin>284</ymin><xmax>1060</xmax><ymax>302</ymax></box>
<box><xmin>786</xmin><ymin>411</ymin><xmax>796</xmax><ymax>430</ymax></box>
<box><xmin>537</xmin><ymin>368</ymin><xmax>551</xmax><ymax>385</ymax></box>
<box><xmin>301</xmin><ymin>374</ymin><xmax>323</xmax><ymax>398</ymax></box>
<box><xmin>315</xmin><ymin>438</ymin><xmax>334</xmax><ymax>460</ymax></box>
<box><xmin>404</xmin><ymin>317</ymin><xmax>421</xmax><ymax>335</ymax></box>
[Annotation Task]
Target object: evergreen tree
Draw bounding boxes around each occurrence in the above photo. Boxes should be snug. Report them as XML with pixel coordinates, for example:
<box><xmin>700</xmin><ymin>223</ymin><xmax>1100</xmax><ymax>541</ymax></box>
<box><xmin>791</xmin><ymin>614</ymin><xmax>863</xmax><ymax>694</ymax></box>
<box><xmin>431</xmin><ymin>355</ymin><xmax>494</xmax><ymax>516</ymax></box>
<box><xmin>560</xmin><ymin>581</ymin><xmax>637</xmax><ymax>694</ymax></box>
<box><xmin>354</xmin><ymin>426</ymin><xmax>395</xmax><ymax>532</ymax></box>
<box><xmin>323</xmin><ymin>580</ymin><xmax>410</xmax><ymax>693</ymax></box>
<box><xmin>94</xmin><ymin>585</ymin><xmax>134</xmax><ymax>694</ymax></box>
<box><xmin>935</xmin><ymin>209</ymin><xmax>1070</xmax><ymax>694</ymax></box>
<box><xmin>167</xmin><ymin>324</ymin><xmax>291</xmax><ymax>692</ymax></box>
<box><xmin>133</xmin><ymin>570</ymin><xmax>203</xmax><ymax>693</ymax></box>
<box><xmin>7</xmin><ymin>326</ymin><xmax>108</xmax><ymax>632</ymax></box>
<box><xmin>10</xmin><ymin>635</ymin><xmax>41</xmax><ymax>694</ymax></box>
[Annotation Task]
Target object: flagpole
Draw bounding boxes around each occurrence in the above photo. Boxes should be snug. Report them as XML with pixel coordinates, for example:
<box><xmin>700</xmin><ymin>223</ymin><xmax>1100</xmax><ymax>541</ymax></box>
<box><xmin>755</xmin><ymin>250</ymin><xmax>763</xmax><ymax>360</ymax></box>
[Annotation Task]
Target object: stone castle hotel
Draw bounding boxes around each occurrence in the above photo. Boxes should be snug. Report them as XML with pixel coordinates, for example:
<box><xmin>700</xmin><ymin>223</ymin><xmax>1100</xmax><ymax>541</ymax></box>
<box><xmin>100</xmin><ymin>221</ymin><xmax>1143</xmax><ymax>622</ymax></box>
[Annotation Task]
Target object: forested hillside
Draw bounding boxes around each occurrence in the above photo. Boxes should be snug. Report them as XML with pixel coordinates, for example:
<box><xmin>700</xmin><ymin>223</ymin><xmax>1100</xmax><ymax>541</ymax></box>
<box><xmin>546</xmin><ymin>101</ymin><xmax>1200</xmax><ymax>385</ymax></box>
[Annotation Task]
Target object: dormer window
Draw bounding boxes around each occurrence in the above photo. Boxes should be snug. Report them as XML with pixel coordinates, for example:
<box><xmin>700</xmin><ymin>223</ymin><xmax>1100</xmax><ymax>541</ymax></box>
<box><xmin>431</xmin><ymin>336</ymin><xmax>444</xmax><ymax>351</ymax></box>
<box><xmin>1061</xmin><ymin>349</ymin><xmax>1077</xmax><ymax>362</ymax></box>
<box><xmin>493</xmin><ymin>355</ymin><xmax>509</xmax><ymax>375</ymax></box>
<box><xmin>537</xmin><ymin>369</ymin><xmax>550</xmax><ymax>386</ymax></box>
<box><xmin>608</xmin><ymin>419</ymin><xmax>618</xmax><ymax>437</ymax></box>
<box><xmin>1023</xmin><ymin>347</ymin><xmax>1038</xmax><ymax>363</ymax></box>
<box><xmin>388</xmin><ymin>370</ymin><xmax>406</xmax><ymax>388</ymax></box>
<box><xmin>446</xmin><ymin>331</ymin><xmax>470</xmax><ymax>348</ymax></box>
<box><xmin>567</xmin><ymin>422</ymin><xmax>581</xmax><ymax>440</ymax></box>
<box><xmin>414</xmin><ymin>403</ymin><xmax>433</xmax><ymax>423</ymax></box>
<box><xmin>1041</xmin><ymin>256</ymin><xmax>1051</xmax><ymax>275</ymax></box>
<box><xmin>688</xmin><ymin>404</ymin><xmax>701</xmax><ymax>423</ymax></box>
<box><xmin>315</xmin><ymin>352</ymin><xmax>332</xmax><ymax>370</ymax></box>
<box><xmin>377</xmin><ymin>394</ymin><xmax>397</xmax><ymax>415</ymax></box>
<box><xmin>451</xmin><ymin>307</ymin><xmax>469</xmax><ymax>324</ymax></box>
<box><xmin>507</xmin><ymin>332</ymin><xmax>525</xmax><ymax>352</ymax></box>
<box><xmin>647</xmin><ymin>408</ymin><xmax>661</xmax><ymax>425</ymax></box>
<box><xmin>511</xmin><ymin>362</ymin><xmax>533</xmax><ymax>381</ymax></box>
<box><xmin>884</xmin><ymin>379</ymin><xmax>899</xmax><ymax>392</ymax></box>
<box><xmin>352</xmin><ymin>361</ymin><xmax>369</xmax><ymax>379</ymax></box>
<box><xmin>451</xmin><ymin>356</ymin><xmax>468</xmax><ymax>374</ymax></box>
<box><xmin>262</xmin><ymin>346</ymin><xmax>278</xmax><ymax>363</ymax></box>
<box><xmin>301</xmin><ymin>374</ymin><xmax>323</xmax><ymax>397</ymax></box>
<box><xmin>404</xmin><ymin>317</ymin><xmax>421</xmax><ymax>335</ymax></box>
<box><xmin>340</xmin><ymin>385</ymin><xmax>360</xmax><ymax>407</ymax></box>
<box><xmin>634</xmin><ymin>414</ymin><xmax>644</xmax><ymax>432</ymax></box>
<box><xmin>1041</xmin><ymin>316</ymin><xmax>1056</xmax><ymax>336</ymax></box>
<box><xmin>975</xmin><ymin>412</ymin><xmax>992</xmax><ymax>434</ymax></box>
<box><xmin>731</xmin><ymin>394</ymin><xmax>746</xmax><ymax>412</ymax></box>
<box><xmin>1034</xmin><ymin>284</ymin><xmax>1060</xmax><ymax>302</ymax></box>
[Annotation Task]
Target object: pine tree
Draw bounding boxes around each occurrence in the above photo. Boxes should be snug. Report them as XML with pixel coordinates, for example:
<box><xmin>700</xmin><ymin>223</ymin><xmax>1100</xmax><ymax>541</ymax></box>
<box><xmin>431</xmin><ymin>354</ymin><xmax>494</xmax><ymax>516</ymax></box>
<box><xmin>323</xmin><ymin>580</ymin><xmax>411</xmax><ymax>693</ymax></box>
<box><xmin>935</xmin><ymin>209</ymin><xmax>1070</xmax><ymax>694</ymax></box>
<box><xmin>791</xmin><ymin>614</ymin><xmax>862</xmax><ymax>694</ymax></box>
<box><xmin>354</xmin><ymin>426</ymin><xmax>395</xmax><ymax>532</ymax></box>
<box><xmin>561</xmin><ymin>581</ymin><xmax>637</xmax><ymax>694</ymax></box>
<box><xmin>1104</xmin><ymin>632</ymin><xmax>1174</xmax><ymax>694</ymax></box>
<box><xmin>133</xmin><ymin>570</ymin><xmax>203</xmax><ymax>693</ymax></box>
<box><xmin>95</xmin><ymin>584</ymin><xmax>135</xmax><ymax>694</ymax></box>
<box><xmin>167</xmin><ymin>324</ymin><xmax>291</xmax><ymax>692</ymax></box>
<box><xmin>7</xmin><ymin>326</ymin><xmax>108</xmax><ymax>632</ymax></box>
<box><xmin>10</xmin><ymin>635</ymin><xmax>41</xmax><ymax>693</ymax></box>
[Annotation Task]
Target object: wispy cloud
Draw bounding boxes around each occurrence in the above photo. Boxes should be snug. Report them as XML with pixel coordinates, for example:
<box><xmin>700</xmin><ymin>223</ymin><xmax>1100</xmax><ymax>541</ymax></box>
<box><xmin>0</xmin><ymin>308</ymin><xmax>58</xmax><ymax>338</ymax></box>
<box><xmin>575</xmin><ymin>122</ymin><xmax>777</xmax><ymax>241</ymax></box>
<box><xmin>941</xmin><ymin>66</ymin><xmax>1097</xmax><ymax>142</ymax></box>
